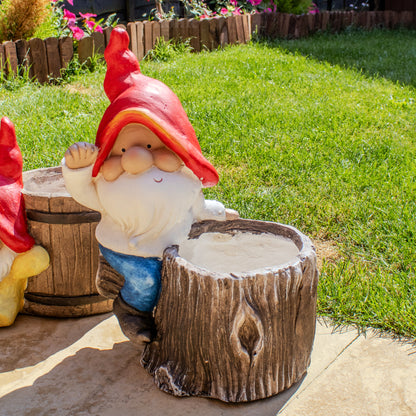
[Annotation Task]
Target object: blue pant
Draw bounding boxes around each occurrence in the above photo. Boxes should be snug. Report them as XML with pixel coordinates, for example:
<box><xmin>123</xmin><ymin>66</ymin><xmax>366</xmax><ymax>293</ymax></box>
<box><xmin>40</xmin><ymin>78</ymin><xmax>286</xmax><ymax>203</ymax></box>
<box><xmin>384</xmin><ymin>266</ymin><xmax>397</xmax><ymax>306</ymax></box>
<box><xmin>99</xmin><ymin>245</ymin><xmax>162</xmax><ymax>312</ymax></box>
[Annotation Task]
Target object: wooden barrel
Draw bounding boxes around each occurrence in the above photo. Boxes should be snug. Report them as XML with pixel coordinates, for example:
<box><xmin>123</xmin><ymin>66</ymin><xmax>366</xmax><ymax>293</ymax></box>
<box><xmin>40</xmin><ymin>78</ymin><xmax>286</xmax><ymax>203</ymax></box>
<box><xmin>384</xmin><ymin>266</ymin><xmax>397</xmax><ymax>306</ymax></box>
<box><xmin>141</xmin><ymin>219</ymin><xmax>319</xmax><ymax>402</ymax></box>
<box><xmin>21</xmin><ymin>166</ymin><xmax>113</xmax><ymax>317</ymax></box>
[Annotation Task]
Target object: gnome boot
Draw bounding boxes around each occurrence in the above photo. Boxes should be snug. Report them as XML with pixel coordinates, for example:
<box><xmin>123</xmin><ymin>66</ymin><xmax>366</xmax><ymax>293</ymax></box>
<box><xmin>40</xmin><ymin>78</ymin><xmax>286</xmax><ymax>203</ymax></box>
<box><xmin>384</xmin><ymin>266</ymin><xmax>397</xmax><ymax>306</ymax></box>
<box><xmin>113</xmin><ymin>295</ymin><xmax>156</xmax><ymax>346</ymax></box>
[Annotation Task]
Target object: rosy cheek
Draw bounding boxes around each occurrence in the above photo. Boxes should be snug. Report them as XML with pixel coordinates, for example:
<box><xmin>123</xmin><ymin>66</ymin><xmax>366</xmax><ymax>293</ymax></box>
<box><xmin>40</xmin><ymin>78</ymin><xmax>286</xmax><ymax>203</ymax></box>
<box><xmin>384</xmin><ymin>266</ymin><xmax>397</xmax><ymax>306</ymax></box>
<box><xmin>153</xmin><ymin>148</ymin><xmax>182</xmax><ymax>172</ymax></box>
<box><xmin>101</xmin><ymin>156</ymin><xmax>123</xmax><ymax>182</ymax></box>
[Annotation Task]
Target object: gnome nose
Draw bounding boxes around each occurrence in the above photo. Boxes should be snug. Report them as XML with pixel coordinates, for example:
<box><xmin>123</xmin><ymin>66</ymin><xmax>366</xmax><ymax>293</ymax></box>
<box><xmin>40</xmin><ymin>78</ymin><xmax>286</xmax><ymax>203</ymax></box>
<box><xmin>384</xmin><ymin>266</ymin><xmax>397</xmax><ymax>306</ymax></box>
<box><xmin>121</xmin><ymin>146</ymin><xmax>153</xmax><ymax>175</ymax></box>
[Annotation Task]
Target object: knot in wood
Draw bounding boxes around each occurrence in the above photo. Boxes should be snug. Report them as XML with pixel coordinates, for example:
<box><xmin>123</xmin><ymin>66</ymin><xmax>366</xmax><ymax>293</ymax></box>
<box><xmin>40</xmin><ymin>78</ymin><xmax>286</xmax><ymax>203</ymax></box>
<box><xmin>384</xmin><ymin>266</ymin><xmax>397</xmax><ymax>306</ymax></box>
<box><xmin>233</xmin><ymin>297</ymin><xmax>264</xmax><ymax>361</ymax></box>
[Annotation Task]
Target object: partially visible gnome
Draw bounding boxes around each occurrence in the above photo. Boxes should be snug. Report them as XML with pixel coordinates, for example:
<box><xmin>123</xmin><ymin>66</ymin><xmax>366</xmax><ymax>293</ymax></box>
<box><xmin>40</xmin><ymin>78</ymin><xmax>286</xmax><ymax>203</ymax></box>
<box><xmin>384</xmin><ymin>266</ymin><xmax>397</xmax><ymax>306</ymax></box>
<box><xmin>0</xmin><ymin>117</ymin><xmax>50</xmax><ymax>327</ymax></box>
<box><xmin>62</xmin><ymin>28</ymin><xmax>237</xmax><ymax>344</ymax></box>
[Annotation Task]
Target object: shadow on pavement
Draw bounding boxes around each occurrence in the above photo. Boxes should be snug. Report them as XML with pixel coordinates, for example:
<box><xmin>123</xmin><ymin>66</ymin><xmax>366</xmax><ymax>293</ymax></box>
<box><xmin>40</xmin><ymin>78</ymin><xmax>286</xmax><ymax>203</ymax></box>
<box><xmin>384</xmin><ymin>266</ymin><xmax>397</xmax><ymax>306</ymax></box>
<box><xmin>1</xmin><ymin>340</ymin><xmax>305</xmax><ymax>416</ymax></box>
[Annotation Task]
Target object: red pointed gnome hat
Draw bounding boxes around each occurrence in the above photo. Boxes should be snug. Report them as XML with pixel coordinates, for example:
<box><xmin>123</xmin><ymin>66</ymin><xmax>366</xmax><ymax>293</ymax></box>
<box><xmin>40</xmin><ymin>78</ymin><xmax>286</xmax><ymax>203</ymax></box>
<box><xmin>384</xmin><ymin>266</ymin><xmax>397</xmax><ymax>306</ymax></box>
<box><xmin>93</xmin><ymin>27</ymin><xmax>219</xmax><ymax>187</ymax></box>
<box><xmin>0</xmin><ymin>117</ymin><xmax>35</xmax><ymax>253</ymax></box>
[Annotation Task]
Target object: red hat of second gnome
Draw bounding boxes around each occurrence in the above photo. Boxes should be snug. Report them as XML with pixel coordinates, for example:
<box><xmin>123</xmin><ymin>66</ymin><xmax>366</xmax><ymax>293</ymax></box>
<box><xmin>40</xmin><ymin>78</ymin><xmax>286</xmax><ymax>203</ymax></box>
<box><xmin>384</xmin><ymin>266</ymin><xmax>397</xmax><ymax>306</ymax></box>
<box><xmin>92</xmin><ymin>27</ymin><xmax>219</xmax><ymax>187</ymax></box>
<box><xmin>0</xmin><ymin>117</ymin><xmax>35</xmax><ymax>253</ymax></box>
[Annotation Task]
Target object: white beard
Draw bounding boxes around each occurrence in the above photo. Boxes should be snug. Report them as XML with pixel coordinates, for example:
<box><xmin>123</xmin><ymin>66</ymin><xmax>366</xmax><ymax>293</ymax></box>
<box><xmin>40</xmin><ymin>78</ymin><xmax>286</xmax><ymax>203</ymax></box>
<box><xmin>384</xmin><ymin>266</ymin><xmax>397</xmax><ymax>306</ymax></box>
<box><xmin>0</xmin><ymin>244</ymin><xmax>17</xmax><ymax>282</ymax></box>
<box><xmin>94</xmin><ymin>166</ymin><xmax>202</xmax><ymax>256</ymax></box>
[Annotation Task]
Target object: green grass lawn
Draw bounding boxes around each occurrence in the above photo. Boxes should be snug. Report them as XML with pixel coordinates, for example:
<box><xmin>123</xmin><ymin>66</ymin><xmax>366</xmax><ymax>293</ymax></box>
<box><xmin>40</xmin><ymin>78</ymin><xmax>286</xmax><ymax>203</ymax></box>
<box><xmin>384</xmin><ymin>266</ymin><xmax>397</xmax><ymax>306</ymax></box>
<box><xmin>1</xmin><ymin>28</ymin><xmax>415</xmax><ymax>339</ymax></box>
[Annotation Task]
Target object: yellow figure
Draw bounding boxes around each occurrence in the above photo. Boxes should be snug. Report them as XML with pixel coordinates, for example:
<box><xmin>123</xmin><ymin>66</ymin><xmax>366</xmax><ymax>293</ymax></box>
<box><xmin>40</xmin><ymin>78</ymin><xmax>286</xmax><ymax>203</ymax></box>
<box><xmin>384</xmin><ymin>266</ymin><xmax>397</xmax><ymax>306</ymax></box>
<box><xmin>0</xmin><ymin>243</ymin><xmax>49</xmax><ymax>327</ymax></box>
<box><xmin>0</xmin><ymin>116</ymin><xmax>50</xmax><ymax>326</ymax></box>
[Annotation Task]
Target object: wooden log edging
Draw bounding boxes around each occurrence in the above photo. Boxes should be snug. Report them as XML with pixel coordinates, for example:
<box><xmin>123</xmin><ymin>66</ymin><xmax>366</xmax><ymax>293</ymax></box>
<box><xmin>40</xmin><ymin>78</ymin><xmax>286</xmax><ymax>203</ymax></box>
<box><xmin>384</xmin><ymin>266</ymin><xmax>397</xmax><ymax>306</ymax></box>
<box><xmin>0</xmin><ymin>10</ymin><xmax>415</xmax><ymax>84</ymax></box>
<box><xmin>0</xmin><ymin>28</ymin><xmax>111</xmax><ymax>83</ymax></box>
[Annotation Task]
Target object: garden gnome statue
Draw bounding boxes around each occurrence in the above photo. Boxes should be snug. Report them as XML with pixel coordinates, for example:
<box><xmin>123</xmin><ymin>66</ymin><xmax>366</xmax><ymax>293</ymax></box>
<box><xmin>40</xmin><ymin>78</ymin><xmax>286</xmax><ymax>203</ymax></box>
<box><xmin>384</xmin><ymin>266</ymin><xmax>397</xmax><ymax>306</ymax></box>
<box><xmin>0</xmin><ymin>117</ymin><xmax>50</xmax><ymax>327</ymax></box>
<box><xmin>62</xmin><ymin>28</ymin><xmax>237</xmax><ymax>344</ymax></box>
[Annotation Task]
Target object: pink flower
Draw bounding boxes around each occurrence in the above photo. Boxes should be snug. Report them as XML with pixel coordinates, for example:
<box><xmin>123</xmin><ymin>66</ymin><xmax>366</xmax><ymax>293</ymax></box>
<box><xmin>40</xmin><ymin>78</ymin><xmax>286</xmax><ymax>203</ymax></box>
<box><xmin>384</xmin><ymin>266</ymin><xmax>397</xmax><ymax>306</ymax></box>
<box><xmin>94</xmin><ymin>25</ymin><xmax>103</xmax><ymax>33</ymax></box>
<box><xmin>220</xmin><ymin>7</ymin><xmax>228</xmax><ymax>14</ymax></box>
<box><xmin>230</xmin><ymin>0</ymin><xmax>238</xmax><ymax>6</ymax></box>
<box><xmin>79</xmin><ymin>12</ymin><xmax>97</xmax><ymax>20</ymax></box>
<box><xmin>264</xmin><ymin>7</ymin><xmax>272</xmax><ymax>12</ymax></box>
<box><xmin>309</xmin><ymin>2</ymin><xmax>319</xmax><ymax>13</ymax></box>
<box><xmin>67</xmin><ymin>0</ymin><xmax>74</xmax><ymax>5</ymax></box>
<box><xmin>63</xmin><ymin>9</ymin><xmax>76</xmax><ymax>23</ymax></box>
<box><xmin>200</xmin><ymin>14</ymin><xmax>209</xmax><ymax>19</ymax></box>
<box><xmin>69</xmin><ymin>24</ymin><xmax>84</xmax><ymax>40</ymax></box>
<box><xmin>85</xmin><ymin>20</ymin><xmax>95</xmax><ymax>30</ymax></box>
<box><xmin>248</xmin><ymin>0</ymin><xmax>262</xmax><ymax>5</ymax></box>
<box><xmin>232</xmin><ymin>8</ymin><xmax>241</xmax><ymax>15</ymax></box>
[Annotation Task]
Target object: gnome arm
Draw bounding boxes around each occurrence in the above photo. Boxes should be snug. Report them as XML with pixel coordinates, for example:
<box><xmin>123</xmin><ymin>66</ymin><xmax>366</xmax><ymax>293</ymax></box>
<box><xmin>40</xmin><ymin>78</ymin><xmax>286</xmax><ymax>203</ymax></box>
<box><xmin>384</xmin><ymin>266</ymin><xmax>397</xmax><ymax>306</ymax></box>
<box><xmin>192</xmin><ymin>192</ymin><xmax>226</xmax><ymax>222</ymax></box>
<box><xmin>9</xmin><ymin>245</ymin><xmax>50</xmax><ymax>280</ymax></box>
<box><xmin>61</xmin><ymin>161</ymin><xmax>103</xmax><ymax>213</ymax></box>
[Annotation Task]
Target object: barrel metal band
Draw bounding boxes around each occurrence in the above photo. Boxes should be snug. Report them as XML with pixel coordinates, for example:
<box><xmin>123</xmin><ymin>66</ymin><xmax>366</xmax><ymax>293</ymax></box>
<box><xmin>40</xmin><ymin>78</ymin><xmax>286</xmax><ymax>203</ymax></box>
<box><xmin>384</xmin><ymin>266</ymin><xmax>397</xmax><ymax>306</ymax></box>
<box><xmin>26</xmin><ymin>210</ymin><xmax>101</xmax><ymax>224</ymax></box>
<box><xmin>24</xmin><ymin>293</ymin><xmax>108</xmax><ymax>306</ymax></box>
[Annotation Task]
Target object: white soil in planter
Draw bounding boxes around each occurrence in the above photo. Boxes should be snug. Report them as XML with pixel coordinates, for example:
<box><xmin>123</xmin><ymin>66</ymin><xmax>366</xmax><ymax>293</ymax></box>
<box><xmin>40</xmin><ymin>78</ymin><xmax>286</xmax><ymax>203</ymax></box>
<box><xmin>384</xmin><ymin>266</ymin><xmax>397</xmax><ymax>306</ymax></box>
<box><xmin>179</xmin><ymin>231</ymin><xmax>300</xmax><ymax>274</ymax></box>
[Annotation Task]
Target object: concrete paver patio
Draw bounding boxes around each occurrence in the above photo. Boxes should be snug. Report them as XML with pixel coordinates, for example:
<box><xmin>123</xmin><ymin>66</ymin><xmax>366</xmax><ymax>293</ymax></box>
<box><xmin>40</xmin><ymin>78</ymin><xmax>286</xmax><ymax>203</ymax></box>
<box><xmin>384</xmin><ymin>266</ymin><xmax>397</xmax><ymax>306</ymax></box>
<box><xmin>1</xmin><ymin>313</ymin><xmax>415</xmax><ymax>416</ymax></box>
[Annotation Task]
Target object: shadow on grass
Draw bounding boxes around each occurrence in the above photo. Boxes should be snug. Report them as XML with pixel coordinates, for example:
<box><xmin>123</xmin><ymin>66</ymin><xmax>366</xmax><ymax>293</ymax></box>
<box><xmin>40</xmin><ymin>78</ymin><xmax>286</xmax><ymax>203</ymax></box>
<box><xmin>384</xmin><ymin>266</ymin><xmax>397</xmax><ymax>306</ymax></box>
<box><xmin>261</xmin><ymin>27</ymin><xmax>416</xmax><ymax>88</ymax></box>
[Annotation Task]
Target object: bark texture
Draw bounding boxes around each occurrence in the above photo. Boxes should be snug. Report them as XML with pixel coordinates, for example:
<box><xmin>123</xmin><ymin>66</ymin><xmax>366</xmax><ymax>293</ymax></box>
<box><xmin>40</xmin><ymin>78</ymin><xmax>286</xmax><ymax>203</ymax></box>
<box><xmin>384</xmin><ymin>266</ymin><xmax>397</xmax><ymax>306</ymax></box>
<box><xmin>141</xmin><ymin>219</ymin><xmax>319</xmax><ymax>402</ymax></box>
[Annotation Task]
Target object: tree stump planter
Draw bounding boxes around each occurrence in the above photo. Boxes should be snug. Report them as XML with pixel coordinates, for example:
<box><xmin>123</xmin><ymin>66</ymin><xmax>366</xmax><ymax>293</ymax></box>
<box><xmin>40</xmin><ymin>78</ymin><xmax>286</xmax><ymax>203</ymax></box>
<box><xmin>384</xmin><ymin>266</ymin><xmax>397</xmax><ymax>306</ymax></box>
<box><xmin>141</xmin><ymin>219</ymin><xmax>319</xmax><ymax>403</ymax></box>
<box><xmin>21</xmin><ymin>166</ymin><xmax>113</xmax><ymax>317</ymax></box>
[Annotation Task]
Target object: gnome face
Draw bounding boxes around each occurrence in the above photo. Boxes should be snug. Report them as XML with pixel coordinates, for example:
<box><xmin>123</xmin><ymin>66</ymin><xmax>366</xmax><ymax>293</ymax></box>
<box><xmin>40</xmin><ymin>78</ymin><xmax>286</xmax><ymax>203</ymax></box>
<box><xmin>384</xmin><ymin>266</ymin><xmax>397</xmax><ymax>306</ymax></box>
<box><xmin>94</xmin><ymin>122</ymin><xmax>202</xmax><ymax>249</ymax></box>
<box><xmin>100</xmin><ymin>123</ymin><xmax>183</xmax><ymax>182</ymax></box>
<box><xmin>92</xmin><ymin>27</ymin><xmax>219</xmax><ymax>187</ymax></box>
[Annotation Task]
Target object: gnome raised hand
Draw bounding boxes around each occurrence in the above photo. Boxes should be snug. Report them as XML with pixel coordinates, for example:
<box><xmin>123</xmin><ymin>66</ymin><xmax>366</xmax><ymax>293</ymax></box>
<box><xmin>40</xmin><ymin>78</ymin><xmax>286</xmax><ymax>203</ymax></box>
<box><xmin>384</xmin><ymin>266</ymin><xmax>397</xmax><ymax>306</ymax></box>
<box><xmin>0</xmin><ymin>117</ymin><xmax>49</xmax><ymax>327</ymax></box>
<box><xmin>62</xmin><ymin>28</ymin><xmax>237</xmax><ymax>344</ymax></box>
